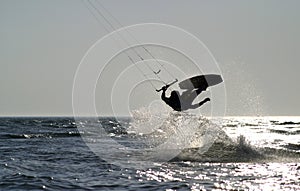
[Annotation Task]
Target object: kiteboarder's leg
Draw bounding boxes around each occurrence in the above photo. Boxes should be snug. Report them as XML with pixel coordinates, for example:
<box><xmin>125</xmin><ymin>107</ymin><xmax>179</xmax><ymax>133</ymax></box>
<box><xmin>189</xmin><ymin>97</ymin><xmax>210</xmax><ymax>109</ymax></box>
<box><xmin>195</xmin><ymin>87</ymin><xmax>206</xmax><ymax>95</ymax></box>
<box><xmin>181</xmin><ymin>88</ymin><xmax>203</xmax><ymax>103</ymax></box>
<box><xmin>180</xmin><ymin>89</ymin><xmax>193</xmax><ymax>102</ymax></box>
<box><xmin>180</xmin><ymin>87</ymin><xmax>208</xmax><ymax>109</ymax></box>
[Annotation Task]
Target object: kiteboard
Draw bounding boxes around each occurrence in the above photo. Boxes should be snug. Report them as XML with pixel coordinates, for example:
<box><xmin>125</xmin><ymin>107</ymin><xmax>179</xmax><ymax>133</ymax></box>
<box><xmin>178</xmin><ymin>74</ymin><xmax>223</xmax><ymax>90</ymax></box>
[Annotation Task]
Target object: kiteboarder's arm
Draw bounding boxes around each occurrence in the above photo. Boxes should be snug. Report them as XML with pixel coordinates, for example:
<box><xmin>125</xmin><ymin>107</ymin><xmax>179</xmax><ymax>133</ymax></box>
<box><xmin>161</xmin><ymin>85</ymin><xmax>169</xmax><ymax>101</ymax></box>
<box><xmin>161</xmin><ymin>87</ymin><xmax>167</xmax><ymax>101</ymax></box>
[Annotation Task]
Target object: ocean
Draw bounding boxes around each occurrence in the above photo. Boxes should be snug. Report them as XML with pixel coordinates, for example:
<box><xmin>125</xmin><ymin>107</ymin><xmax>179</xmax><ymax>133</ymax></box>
<box><xmin>0</xmin><ymin>114</ymin><xmax>299</xmax><ymax>190</ymax></box>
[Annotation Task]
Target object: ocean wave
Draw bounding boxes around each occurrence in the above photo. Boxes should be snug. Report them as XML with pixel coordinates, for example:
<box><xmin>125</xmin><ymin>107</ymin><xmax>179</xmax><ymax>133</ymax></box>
<box><xmin>270</xmin><ymin>120</ymin><xmax>300</xmax><ymax>125</ymax></box>
<box><xmin>0</xmin><ymin>131</ymin><xmax>81</xmax><ymax>139</ymax></box>
<box><xmin>282</xmin><ymin>143</ymin><xmax>300</xmax><ymax>151</ymax></box>
<box><xmin>173</xmin><ymin>135</ymin><xmax>263</xmax><ymax>162</ymax></box>
<box><xmin>269</xmin><ymin>129</ymin><xmax>300</xmax><ymax>135</ymax></box>
<box><xmin>173</xmin><ymin>136</ymin><xmax>300</xmax><ymax>163</ymax></box>
<box><xmin>0</xmin><ymin>117</ymin><xmax>77</xmax><ymax>129</ymax></box>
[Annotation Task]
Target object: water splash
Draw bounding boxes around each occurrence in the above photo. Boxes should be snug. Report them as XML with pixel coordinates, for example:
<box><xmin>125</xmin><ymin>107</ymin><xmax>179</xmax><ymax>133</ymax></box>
<box><xmin>128</xmin><ymin>109</ymin><xmax>225</xmax><ymax>162</ymax></box>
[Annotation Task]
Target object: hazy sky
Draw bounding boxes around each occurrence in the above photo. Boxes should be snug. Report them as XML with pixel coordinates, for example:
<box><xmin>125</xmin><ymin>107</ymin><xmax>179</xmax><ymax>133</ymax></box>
<box><xmin>1</xmin><ymin>0</ymin><xmax>299</xmax><ymax>116</ymax></box>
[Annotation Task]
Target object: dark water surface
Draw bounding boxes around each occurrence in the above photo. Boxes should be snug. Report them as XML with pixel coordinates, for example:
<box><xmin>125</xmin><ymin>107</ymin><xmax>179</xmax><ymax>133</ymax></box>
<box><xmin>0</xmin><ymin>117</ymin><xmax>299</xmax><ymax>190</ymax></box>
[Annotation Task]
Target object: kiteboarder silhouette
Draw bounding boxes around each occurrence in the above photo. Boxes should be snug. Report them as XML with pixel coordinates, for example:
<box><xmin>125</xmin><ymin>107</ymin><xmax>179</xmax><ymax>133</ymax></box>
<box><xmin>161</xmin><ymin>84</ymin><xmax>210</xmax><ymax>111</ymax></box>
<box><xmin>158</xmin><ymin>74</ymin><xmax>223</xmax><ymax>111</ymax></box>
